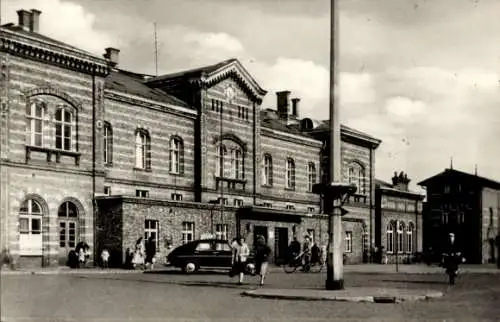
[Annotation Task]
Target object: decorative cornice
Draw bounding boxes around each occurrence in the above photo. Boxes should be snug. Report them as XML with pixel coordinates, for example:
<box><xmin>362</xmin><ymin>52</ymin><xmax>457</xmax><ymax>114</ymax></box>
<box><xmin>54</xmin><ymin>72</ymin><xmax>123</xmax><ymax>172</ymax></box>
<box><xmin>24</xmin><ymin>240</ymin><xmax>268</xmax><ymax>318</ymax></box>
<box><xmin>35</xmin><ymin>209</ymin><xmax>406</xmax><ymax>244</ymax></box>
<box><xmin>204</xmin><ymin>69</ymin><xmax>263</xmax><ymax>104</ymax></box>
<box><xmin>1</xmin><ymin>159</ymin><xmax>106</xmax><ymax>177</ymax></box>
<box><xmin>98</xmin><ymin>195</ymin><xmax>240</xmax><ymax>211</ymax></box>
<box><xmin>105</xmin><ymin>177</ymin><xmax>195</xmax><ymax>192</ymax></box>
<box><xmin>23</xmin><ymin>86</ymin><xmax>83</xmax><ymax>110</ymax></box>
<box><xmin>0</xmin><ymin>32</ymin><xmax>109</xmax><ymax>77</ymax></box>
<box><xmin>212</xmin><ymin>132</ymin><xmax>248</xmax><ymax>152</ymax></box>
<box><xmin>104</xmin><ymin>90</ymin><xmax>197</xmax><ymax>119</ymax></box>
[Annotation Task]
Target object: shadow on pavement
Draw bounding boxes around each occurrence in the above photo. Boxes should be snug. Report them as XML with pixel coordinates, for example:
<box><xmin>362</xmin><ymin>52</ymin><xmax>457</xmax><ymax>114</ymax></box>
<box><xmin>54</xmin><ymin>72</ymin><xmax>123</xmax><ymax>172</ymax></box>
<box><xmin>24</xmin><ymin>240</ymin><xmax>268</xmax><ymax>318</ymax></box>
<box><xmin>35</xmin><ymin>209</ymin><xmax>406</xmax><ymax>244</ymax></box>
<box><xmin>380</xmin><ymin>279</ymin><xmax>447</xmax><ymax>285</ymax></box>
<box><xmin>144</xmin><ymin>269</ymin><xmax>229</xmax><ymax>276</ymax></box>
<box><xmin>69</xmin><ymin>274</ymin><xmax>256</xmax><ymax>290</ymax></box>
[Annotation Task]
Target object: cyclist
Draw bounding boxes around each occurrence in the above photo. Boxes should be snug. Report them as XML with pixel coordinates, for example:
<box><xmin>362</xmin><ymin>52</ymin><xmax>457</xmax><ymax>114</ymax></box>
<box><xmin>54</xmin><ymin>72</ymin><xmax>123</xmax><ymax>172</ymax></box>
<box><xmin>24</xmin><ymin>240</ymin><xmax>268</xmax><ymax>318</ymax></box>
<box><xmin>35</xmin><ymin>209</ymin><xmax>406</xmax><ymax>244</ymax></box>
<box><xmin>288</xmin><ymin>237</ymin><xmax>301</xmax><ymax>262</ymax></box>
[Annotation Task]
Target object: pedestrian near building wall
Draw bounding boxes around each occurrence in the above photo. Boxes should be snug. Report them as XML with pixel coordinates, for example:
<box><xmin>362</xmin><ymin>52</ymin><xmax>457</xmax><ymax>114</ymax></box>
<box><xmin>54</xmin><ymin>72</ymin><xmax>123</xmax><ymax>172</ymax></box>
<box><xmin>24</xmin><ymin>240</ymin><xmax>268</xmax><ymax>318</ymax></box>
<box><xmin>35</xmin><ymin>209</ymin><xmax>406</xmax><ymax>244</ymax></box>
<box><xmin>254</xmin><ymin>235</ymin><xmax>271</xmax><ymax>286</ymax></box>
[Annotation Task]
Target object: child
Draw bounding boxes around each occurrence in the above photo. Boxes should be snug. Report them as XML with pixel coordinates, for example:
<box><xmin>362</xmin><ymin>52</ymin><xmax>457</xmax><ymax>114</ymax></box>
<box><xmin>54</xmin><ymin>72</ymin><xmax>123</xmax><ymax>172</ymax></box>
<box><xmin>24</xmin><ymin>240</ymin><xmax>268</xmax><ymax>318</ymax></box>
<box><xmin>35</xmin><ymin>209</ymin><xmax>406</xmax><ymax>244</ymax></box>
<box><xmin>101</xmin><ymin>249</ymin><xmax>110</xmax><ymax>269</ymax></box>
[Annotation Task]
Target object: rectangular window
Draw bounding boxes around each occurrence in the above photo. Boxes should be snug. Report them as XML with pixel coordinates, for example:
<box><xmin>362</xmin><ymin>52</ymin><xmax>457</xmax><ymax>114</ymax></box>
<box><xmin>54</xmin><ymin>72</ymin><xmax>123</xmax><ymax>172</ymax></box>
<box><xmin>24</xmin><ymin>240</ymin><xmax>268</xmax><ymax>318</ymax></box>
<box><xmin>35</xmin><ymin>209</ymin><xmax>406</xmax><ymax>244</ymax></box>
<box><xmin>216</xmin><ymin>224</ymin><xmax>228</xmax><ymax>240</ymax></box>
<box><xmin>307</xmin><ymin>207</ymin><xmax>315</xmax><ymax>213</ymax></box>
<box><xmin>136</xmin><ymin>190</ymin><xmax>149</xmax><ymax>198</ymax></box>
<box><xmin>104</xmin><ymin>186</ymin><xmax>111</xmax><ymax>196</ymax></box>
<box><xmin>381</xmin><ymin>196</ymin><xmax>388</xmax><ymax>208</ymax></box>
<box><xmin>387</xmin><ymin>200</ymin><xmax>396</xmax><ymax>209</ymax></box>
<box><xmin>444</xmin><ymin>185</ymin><xmax>450</xmax><ymax>193</ymax></box>
<box><xmin>234</xmin><ymin>199</ymin><xmax>243</xmax><ymax>206</ymax></box>
<box><xmin>144</xmin><ymin>219</ymin><xmax>159</xmax><ymax>249</ymax></box>
<box><xmin>344</xmin><ymin>231</ymin><xmax>352</xmax><ymax>253</ymax></box>
<box><xmin>307</xmin><ymin>163</ymin><xmax>316</xmax><ymax>192</ymax></box>
<box><xmin>55</xmin><ymin>109</ymin><xmax>73</xmax><ymax>151</ymax></box>
<box><xmin>262</xmin><ymin>202</ymin><xmax>272</xmax><ymax>208</ymax></box>
<box><xmin>182</xmin><ymin>221</ymin><xmax>194</xmax><ymax>244</ymax></box>
<box><xmin>286</xmin><ymin>204</ymin><xmax>295</xmax><ymax>210</ymax></box>
<box><xmin>171</xmin><ymin>193</ymin><xmax>183</xmax><ymax>201</ymax></box>
<box><xmin>218</xmin><ymin>198</ymin><xmax>228</xmax><ymax>205</ymax></box>
<box><xmin>406</xmin><ymin>203</ymin><xmax>416</xmax><ymax>212</ymax></box>
<box><xmin>26</xmin><ymin>102</ymin><xmax>44</xmax><ymax>147</ymax></box>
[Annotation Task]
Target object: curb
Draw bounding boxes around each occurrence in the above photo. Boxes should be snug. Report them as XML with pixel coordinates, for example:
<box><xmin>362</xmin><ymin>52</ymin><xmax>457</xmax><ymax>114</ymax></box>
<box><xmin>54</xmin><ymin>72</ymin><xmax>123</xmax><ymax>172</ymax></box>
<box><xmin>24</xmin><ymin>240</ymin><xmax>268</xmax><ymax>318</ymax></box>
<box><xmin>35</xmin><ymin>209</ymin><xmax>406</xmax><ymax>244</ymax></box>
<box><xmin>241</xmin><ymin>290</ymin><xmax>444</xmax><ymax>303</ymax></box>
<box><xmin>0</xmin><ymin>269</ymin><xmax>146</xmax><ymax>276</ymax></box>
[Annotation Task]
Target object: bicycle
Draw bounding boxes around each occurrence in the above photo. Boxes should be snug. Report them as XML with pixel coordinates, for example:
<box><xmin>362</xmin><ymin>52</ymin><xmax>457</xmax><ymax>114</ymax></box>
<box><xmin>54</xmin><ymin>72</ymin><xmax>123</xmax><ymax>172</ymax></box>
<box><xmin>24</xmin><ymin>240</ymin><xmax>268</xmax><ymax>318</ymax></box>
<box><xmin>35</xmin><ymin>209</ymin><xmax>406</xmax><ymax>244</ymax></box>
<box><xmin>282</xmin><ymin>251</ymin><xmax>325</xmax><ymax>273</ymax></box>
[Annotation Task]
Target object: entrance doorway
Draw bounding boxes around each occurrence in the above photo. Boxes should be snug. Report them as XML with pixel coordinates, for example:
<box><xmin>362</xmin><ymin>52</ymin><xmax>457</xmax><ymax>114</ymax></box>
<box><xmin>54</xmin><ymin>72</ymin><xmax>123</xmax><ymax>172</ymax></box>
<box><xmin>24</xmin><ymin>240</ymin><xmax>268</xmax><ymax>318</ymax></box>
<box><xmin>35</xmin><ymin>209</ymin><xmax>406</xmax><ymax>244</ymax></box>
<box><xmin>274</xmin><ymin>227</ymin><xmax>289</xmax><ymax>265</ymax></box>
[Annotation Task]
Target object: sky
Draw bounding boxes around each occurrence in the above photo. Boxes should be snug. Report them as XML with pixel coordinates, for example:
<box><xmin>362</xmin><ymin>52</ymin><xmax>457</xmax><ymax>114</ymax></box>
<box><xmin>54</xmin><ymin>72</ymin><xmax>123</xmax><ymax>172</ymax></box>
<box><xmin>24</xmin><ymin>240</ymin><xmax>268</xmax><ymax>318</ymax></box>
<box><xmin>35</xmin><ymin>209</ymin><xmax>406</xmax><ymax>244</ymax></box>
<box><xmin>3</xmin><ymin>0</ymin><xmax>500</xmax><ymax>191</ymax></box>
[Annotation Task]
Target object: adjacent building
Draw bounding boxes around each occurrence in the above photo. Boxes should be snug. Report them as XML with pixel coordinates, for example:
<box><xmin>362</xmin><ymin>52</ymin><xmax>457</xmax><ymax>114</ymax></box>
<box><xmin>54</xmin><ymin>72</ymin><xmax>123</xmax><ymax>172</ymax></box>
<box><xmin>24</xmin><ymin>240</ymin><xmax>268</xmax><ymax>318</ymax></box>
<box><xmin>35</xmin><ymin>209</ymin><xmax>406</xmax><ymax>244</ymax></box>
<box><xmin>374</xmin><ymin>172</ymin><xmax>425</xmax><ymax>264</ymax></box>
<box><xmin>418</xmin><ymin>168</ymin><xmax>500</xmax><ymax>264</ymax></box>
<box><xmin>0</xmin><ymin>8</ymin><xmax>381</xmax><ymax>268</ymax></box>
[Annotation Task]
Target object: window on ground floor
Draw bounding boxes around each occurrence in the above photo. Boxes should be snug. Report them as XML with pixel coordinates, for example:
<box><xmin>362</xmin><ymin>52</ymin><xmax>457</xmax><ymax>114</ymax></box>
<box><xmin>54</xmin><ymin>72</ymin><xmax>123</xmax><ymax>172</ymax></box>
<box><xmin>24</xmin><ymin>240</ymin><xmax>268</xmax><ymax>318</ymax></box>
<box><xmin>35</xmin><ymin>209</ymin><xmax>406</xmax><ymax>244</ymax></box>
<box><xmin>216</xmin><ymin>224</ymin><xmax>228</xmax><ymax>240</ymax></box>
<box><xmin>19</xmin><ymin>199</ymin><xmax>44</xmax><ymax>255</ymax></box>
<box><xmin>144</xmin><ymin>219</ymin><xmax>159</xmax><ymax>249</ymax></box>
<box><xmin>182</xmin><ymin>221</ymin><xmax>194</xmax><ymax>244</ymax></box>
<box><xmin>344</xmin><ymin>231</ymin><xmax>352</xmax><ymax>253</ymax></box>
<box><xmin>58</xmin><ymin>201</ymin><xmax>79</xmax><ymax>251</ymax></box>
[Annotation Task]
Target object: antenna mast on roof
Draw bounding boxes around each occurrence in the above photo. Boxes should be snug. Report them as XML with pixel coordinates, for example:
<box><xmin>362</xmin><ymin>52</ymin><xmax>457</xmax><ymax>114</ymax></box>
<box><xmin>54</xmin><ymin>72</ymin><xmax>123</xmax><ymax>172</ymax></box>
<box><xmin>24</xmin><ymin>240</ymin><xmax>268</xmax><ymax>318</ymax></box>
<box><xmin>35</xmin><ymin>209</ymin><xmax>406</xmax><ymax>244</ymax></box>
<box><xmin>450</xmin><ymin>157</ymin><xmax>453</xmax><ymax>170</ymax></box>
<box><xmin>154</xmin><ymin>22</ymin><xmax>158</xmax><ymax>76</ymax></box>
<box><xmin>475</xmin><ymin>164</ymin><xmax>478</xmax><ymax>176</ymax></box>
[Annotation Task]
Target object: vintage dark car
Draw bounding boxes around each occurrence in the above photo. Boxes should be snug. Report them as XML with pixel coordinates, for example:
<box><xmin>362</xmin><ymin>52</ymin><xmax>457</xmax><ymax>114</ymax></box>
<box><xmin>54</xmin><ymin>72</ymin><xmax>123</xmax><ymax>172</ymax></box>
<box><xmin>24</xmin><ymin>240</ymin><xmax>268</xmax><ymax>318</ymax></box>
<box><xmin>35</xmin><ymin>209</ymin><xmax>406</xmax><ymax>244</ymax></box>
<box><xmin>166</xmin><ymin>239</ymin><xmax>255</xmax><ymax>274</ymax></box>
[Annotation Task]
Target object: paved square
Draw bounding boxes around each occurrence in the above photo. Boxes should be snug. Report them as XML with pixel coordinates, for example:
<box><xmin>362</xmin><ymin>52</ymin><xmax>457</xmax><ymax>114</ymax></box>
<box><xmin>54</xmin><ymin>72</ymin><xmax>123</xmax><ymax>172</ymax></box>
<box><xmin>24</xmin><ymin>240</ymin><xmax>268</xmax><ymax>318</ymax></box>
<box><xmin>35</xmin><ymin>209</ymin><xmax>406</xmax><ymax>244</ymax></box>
<box><xmin>2</xmin><ymin>269</ymin><xmax>500</xmax><ymax>321</ymax></box>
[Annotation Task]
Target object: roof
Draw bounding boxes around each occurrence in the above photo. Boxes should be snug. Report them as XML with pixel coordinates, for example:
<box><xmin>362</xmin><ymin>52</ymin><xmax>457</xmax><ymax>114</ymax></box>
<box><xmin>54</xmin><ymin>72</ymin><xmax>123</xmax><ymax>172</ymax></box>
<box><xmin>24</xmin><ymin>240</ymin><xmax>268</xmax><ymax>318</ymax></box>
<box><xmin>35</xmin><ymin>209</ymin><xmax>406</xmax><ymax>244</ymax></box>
<box><xmin>375</xmin><ymin>178</ymin><xmax>393</xmax><ymax>188</ymax></box>
<box><xmin>418</xmin><ymin>168</ymin><xmax>500</xmax><ymax>190</ymax></box>
<box><xmin>375</xmin><ymin>178</ymin><xmax>425</xmax><ymax>199</ymax></box>
<box><xmin>1</xmin><ymin>24</ymin><xmax>105</xmax><ymax>62</ymax></box>
<box><xmin>105</xmin><ymin>69</ymin><xmax>192</xmax><ymax>108</ymax></box>
<box><xmin>147</xmin><ymin>58</ymin><xmax>238</xmax><ymax>82</ymax></box>
<box><xmin>259</xmin><ymin>110</ymin><xmax>381</xmax><ymax>146</ymax></box>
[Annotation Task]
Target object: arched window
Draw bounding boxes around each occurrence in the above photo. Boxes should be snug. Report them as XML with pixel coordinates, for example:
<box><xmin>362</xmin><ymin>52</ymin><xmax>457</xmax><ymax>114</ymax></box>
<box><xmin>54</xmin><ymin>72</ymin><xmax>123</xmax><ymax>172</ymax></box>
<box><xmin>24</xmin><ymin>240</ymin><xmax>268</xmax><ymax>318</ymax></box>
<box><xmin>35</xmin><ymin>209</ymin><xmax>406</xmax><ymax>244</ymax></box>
<box><xmin>26</xmin><ymin>101</ymin><xmax>45</xmax><ymax>147</ymax></box>
<box><xmin>348</xmin><ymin>162</ymin><xmax>366</xmax><ymax>195</ymax></box>
<box><xmin>307</xmin><ymin>162</ymin><xmax>316</xmax><ymax>192</ymax></box>
<box><xmin>396</xmin><ymin>221</ymin><xmax>405</xmax><ymax>253</ymax></box>
<box><xmin>386</xmin><ymin>221</ymin><xmax>394</xmax><ymax>253</ymax></box>
<box><xmin>232</xmin><ymin>148</ymin><xmax>243</xmax><ymax>179</ymax></box>
<box><xmin>215</xmin><ymin>144</ymin><xmax>226</xmax><ymax>177</ymax></box>
<box><xmin>406</xmin><ymin>222</ymin><xmax>414</xmax><ymax>254</ymax></box>
<box><xmin>169</xmin><ymin>136</ymin><xmax>184</xmax><ymax>175</ymax></box>
<box><xmin>19</xmin><ymin>199</ymin><xmax>43</xmax><ymax>255</ymax></box>
<box><xmin>58</xmin><ymin>201</ymin><xmax>78</xmax><ymax>250</ymax></box>
<box><xmin>103</xmin><ymin>122</ymin><xmax>113</xmax><ymax>165</ymax></box>
<box><xmin>262</xmin><ymin>154</ymin><xmax>273</xmax><ymax>186</ymax></box>
<box><xmin>55</xmin><ymin>107</ymin><xmax>74</xmax><ymax>151</ymax></box>
<box><xmin>135</xmin><ymin>129</ymin><xmax>151</xmax><ymax>169</ymax></box>
<box><xmin>286</xmin><ymin>158</ymin><xmax>296</xmax><ymax>189</ymax></box>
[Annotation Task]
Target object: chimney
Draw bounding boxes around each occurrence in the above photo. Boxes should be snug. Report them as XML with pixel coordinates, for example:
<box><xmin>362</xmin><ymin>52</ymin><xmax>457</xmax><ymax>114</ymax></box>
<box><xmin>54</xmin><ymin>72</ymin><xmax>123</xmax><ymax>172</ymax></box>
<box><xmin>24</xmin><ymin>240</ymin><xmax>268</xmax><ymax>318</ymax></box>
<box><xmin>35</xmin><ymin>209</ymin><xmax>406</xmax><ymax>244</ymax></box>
<box><xmin>392</xmin><ymin>171</ymin><xmax>411</xmax><ymax>191</ymax></box>
<box><xmin>276</xmin><ymin>91</ymin><xmax>291</xmax><ymax>121</ymax></box>
<box><xmin>30</xmin><ymin>9</ymin><xmax>42</xmax><ymax>33</ymax></box>
<box><xmin>17</xmin><ymin>10</ymin><xmax>32</xmax><ymax>31</ymax></box>
<box><xmin>103</xmin><ymin>47</ymin><xmax>120</xmax><ymax>67</ymax></box>
<box><xmin>291</xmin><ymin>98</ymin><xmax>300</xmax><ymax>118</ymax></box>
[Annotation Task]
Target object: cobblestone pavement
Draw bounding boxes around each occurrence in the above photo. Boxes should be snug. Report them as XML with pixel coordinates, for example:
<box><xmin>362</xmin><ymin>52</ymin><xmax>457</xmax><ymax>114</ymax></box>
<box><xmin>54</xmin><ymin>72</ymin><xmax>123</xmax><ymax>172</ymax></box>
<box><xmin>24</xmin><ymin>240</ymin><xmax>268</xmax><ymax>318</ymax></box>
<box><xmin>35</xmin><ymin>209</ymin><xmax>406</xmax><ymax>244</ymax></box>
<box><xmin>1</xmin><ymin>270</ymin><xmax>499</xmax><ymax>321</ymax></box>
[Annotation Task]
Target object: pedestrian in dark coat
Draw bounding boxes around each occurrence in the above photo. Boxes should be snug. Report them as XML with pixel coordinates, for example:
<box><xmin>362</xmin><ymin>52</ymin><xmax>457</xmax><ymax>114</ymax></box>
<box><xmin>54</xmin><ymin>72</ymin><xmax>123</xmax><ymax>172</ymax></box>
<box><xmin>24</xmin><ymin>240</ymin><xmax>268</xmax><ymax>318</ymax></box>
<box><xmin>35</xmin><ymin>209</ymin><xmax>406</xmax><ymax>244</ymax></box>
<box><xmin>145</xmin><ymin>236</ymin><xmax>157</xmax><ymax>270</ymax></box>
<box><xmin>442</xmin><ymin>233</ymin><xmax>462</xmax><ymax>285</ymax></box>
<box><xmin>254</xmin><ymin>235</ymin><xmax>271</xmax><ymax>286</ymax></box>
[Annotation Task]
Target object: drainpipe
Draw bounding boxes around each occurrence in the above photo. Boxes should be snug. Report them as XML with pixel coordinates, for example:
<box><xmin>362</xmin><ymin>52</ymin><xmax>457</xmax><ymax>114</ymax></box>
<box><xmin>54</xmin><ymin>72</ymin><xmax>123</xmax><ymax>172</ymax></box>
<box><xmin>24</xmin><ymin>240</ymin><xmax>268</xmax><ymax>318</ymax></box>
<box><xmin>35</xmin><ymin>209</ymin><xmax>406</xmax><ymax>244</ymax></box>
<box><xmin>369</xmin><ymin>146</ymin><xmax>373</xmax><ymax>262</ymax></box>
<box><xmin>252</xmin><ymin>101</ymin><xmax>257</xmax><ymax>205</ymax></box>
<box><xmin>92</xmin><ymin>70</ymin><xmax>97</xmax><ymax>266</ymax></box>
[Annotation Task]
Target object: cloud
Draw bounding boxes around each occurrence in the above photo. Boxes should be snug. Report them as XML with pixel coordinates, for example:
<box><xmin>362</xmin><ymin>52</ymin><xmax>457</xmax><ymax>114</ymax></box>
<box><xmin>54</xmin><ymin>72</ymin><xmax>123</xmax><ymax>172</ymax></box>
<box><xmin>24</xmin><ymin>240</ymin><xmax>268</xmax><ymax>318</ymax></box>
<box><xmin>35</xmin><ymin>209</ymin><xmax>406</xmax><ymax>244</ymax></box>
<box><xmin>384</xmin><ymin>97</ymin><xmax>426</xmax><ymax>119</ymax></box>
<box><xmin>5</xmin><ymin>0</ymin><xmax>113</xmax><ymax>55</ymax></box>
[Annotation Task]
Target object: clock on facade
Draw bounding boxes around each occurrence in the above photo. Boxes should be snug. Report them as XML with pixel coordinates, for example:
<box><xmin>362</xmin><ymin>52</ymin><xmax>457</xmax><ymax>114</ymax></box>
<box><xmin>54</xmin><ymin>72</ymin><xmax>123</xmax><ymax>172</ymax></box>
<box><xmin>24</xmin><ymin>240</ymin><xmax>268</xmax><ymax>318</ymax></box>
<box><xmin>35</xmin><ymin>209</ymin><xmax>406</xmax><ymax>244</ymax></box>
<box><xmin>224</xmin><ymin>84</ymin><xmax>236</xmax><ymax>103</ymax></box>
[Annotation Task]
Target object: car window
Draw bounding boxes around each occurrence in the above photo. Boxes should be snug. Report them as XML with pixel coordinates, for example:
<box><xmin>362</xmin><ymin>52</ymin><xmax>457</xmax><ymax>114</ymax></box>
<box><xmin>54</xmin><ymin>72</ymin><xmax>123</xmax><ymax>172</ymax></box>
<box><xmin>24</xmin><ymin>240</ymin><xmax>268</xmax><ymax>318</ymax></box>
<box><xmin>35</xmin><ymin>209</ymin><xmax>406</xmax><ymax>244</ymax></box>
<box><xmin>215</xmin><ymin>242</ymin><xmax>231</xmax><ymax>251</ymax></box>
<box><xmin>195</xmin><ymin>242</ymin><xmax>212</xmax><ymax>251</ymax></box>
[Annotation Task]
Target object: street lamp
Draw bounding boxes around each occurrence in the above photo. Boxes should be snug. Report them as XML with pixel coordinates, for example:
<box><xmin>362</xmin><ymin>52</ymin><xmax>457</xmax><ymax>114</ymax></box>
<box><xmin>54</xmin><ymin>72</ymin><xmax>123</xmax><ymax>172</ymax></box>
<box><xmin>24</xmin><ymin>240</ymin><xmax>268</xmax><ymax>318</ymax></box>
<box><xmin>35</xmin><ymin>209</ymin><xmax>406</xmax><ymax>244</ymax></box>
<box><xmin>314</xmin><ymin>0</ymin><xmax>355</xmax><ymax>290</ymax></box>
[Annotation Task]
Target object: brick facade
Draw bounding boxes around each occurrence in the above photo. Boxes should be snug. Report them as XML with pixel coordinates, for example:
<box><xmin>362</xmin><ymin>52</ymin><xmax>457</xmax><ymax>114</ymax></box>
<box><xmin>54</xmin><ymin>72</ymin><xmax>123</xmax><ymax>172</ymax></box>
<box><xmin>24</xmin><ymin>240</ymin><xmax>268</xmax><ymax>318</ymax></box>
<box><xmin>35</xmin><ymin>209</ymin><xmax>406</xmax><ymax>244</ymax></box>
<box><xmin>1</xmin><ymin>9</ymin><xmax>383</xmax><ymax>268</ymax></box>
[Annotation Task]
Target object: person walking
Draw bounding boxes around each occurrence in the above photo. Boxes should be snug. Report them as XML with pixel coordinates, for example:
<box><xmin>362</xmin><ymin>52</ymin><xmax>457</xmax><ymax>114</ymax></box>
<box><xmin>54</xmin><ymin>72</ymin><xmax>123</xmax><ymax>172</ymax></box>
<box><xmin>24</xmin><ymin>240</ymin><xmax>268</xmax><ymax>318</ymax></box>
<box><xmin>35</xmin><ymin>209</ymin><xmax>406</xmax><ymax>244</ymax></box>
<box><xmin>254</xmin><ymin>235</ymin><xmax>271</xmax><ymax>286</ymax></box>
<box><xmin>145</xmin><ymin>235</ymin><xmax>157</xmax><ymax>270</ymax></box>
<box><xmin>442</xmin><ymin>232</ymin><xmax>462</xmax><ymax>285</ymax></box>
<box><xmin>232</xmin><ymin>236</ymin><xmax>250</xmax><ymax>285</ymax></box>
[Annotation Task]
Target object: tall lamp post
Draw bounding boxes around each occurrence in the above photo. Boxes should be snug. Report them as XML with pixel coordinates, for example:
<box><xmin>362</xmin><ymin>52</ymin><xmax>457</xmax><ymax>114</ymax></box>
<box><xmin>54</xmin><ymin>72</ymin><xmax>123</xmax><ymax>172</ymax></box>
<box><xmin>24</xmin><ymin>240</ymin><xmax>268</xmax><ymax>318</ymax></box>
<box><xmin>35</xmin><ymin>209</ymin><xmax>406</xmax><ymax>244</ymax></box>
<box><xmin>314</xmin><ymin>0</ymin><xmax>356</xmax><ymax>291</ymax></box>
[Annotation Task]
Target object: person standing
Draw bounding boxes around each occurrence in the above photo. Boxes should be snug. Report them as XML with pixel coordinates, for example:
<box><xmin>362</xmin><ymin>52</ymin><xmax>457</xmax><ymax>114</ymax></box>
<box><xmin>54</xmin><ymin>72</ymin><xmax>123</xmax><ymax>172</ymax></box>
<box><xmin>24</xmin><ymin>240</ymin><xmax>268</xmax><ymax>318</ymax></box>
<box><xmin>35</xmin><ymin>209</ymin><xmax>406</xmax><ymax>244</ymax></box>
<box><xmin>254</xmin><ymin>235</ymin><xmax>271</xmax><ymax>286</ymax></box>
<box><xmin>101</xmin><ymin>248</ymin><xmax>110</xmax><ymax>269</ymax></box>
<box><xmin>442</xmin><ymin>232</ymin><xmax>462</xmax><ymax>285</ymax></box>
<box><xmin>145</xmin><ymin>236</ymin><xmax>157</xmax><ymax>270</ymax></box>
<box><xmin>132</xmin><ymin>237</ymin><xmax>145</xmax><ymax>269</ymax></box>
<box><xmin>232</xmin><ymin>236</ymin><xmax>250</xmax><ymax>285</ymax></box>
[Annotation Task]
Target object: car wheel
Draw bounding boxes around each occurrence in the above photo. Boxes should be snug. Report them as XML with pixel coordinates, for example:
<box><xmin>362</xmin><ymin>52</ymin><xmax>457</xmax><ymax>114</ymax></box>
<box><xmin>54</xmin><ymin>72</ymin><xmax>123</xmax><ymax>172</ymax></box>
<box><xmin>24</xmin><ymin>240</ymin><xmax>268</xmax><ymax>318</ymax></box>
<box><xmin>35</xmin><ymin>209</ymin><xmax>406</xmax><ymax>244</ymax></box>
<box><xmin>183</xmin><ymin>262</ymin><xmax>197</xmax><ymax>274</ymax></box>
